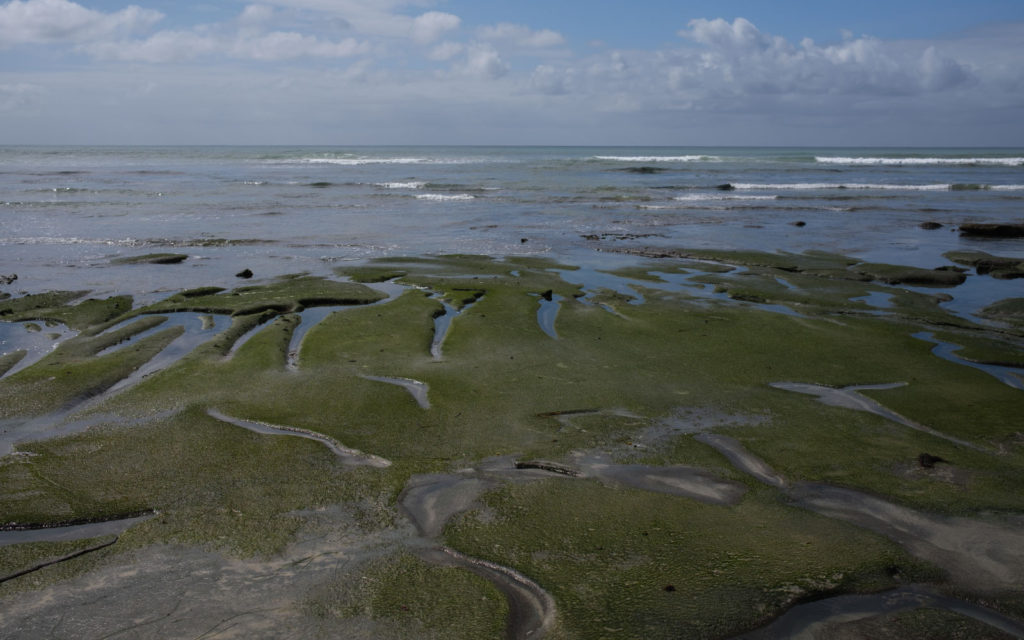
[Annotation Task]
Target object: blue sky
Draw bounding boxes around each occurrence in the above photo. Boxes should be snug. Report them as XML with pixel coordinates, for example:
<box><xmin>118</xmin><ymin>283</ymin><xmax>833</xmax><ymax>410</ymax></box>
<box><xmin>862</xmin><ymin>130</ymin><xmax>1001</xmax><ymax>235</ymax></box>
<box><xmin>2</xmin><ymin>0</ymin><xmax>1023</xmax><ymax>146</ymax></box>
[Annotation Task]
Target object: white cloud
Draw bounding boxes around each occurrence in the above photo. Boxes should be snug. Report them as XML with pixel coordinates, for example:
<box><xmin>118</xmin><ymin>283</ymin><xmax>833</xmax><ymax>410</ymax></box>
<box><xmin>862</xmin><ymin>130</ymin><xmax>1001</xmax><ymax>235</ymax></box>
<box><xmin>1</xmin><ymin>8</ymin><xmax>1021</xmax><ymax>146</ymax></box>
<box><xmin>531</xmin><ymin>64</ymin><xmax>570</xmax><ymax>95</ymax></box>
<box><xmin>461</xmin><ymin>43</ymin><xmax>508</xmax><ymax>79</ymax></box>
<box><xmin>429</xmin><ymin>40</ymin><xmax>463</xmax><ymax>61</ymax></box>
<box><xmin>84</xmin><ymin>28</ymin><xmax>369</xmax><ymax>63</ymax></box>
<box><xmin>676</xmin><ymin>17</ymin><xmax>976</xmax><ymax>97</ymax></box>
<box><xmin>478</xmin><ymin>23</ymin><xmax>565</xmax><ymax>48</ymax></box>
<box><xmin>230</xmin><ymin>32</ymin><xmax>367</xmax><ymax>60</ymax></box>
<box><xmin>0</xmin><ymin>81</ymin><xmax>41</xmax><ymax>110</ymax></box>
<box><xmin>239</xmin><ymin>4</ymin><xmax>275</xmax><ymax>28</ymax></box>
<box><xmin>0</xmin><ymin>0</ymin><xmax>162</xmax><ymax>47</ymax></box>
<box><xmin>410</xmin><ymin>11</ymin><xmax>459</xmax><ymax>44</ymax></box>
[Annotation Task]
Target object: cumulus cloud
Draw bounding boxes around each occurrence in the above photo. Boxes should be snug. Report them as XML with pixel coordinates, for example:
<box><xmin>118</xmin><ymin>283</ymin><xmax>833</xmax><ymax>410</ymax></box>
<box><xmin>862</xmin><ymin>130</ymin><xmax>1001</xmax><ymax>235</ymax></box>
<box><xmin>84</xmin><ymin>29</ymin><xmax>368</xmax><ymax>63</ymax></box>
<box><xmin>0</xmin><ymin>0</ymin><xmax>162</xmax><ymax>47</ymax></box>
<box><xmin>676</xmin><ymin>17</ymin><xmax>976</xmax><ymax>96</ymax></box>
<box><xmin>429</xmin><ymin>40</ymin><xmax>463</xmax><ymax>61</ymax></box>
<box><xmin>461</xmin><ymin>43</ymin><xmax>508</xmax><ymax>79</ymax></box>
<box><xmin>531</xmin><ymin>64</ymin><xmax>571</xmax><ymax>95</ymax></box>
<box><xmin>478</xmin><ymin>23</ymin><xmax>565</xmax><ymax>48</ymax></box>
<box><xmin>410</xmin><ymin>11</ymin><xmax>459</xmax><ymax>44</ymax></box>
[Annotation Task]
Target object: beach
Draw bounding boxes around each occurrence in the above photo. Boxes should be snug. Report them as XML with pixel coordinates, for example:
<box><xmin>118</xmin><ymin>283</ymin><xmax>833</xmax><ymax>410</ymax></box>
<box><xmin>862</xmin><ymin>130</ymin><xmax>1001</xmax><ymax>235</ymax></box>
<box><xmin>1</xmin><ymin>147</ymin><xmax>1023</xmax><ymax>638</ymax></box>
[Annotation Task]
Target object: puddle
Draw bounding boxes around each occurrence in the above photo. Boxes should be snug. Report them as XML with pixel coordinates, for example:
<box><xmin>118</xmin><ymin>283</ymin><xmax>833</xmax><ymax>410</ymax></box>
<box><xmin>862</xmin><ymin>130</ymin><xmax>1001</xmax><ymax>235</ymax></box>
<box><xmin>0</xmin><ymin>321</ymin><xmax>79</xmax><ymax>379</ymax></box>
<box><xmin>285</xmin><ymin>307</ymin><xmax>339</xmax><ymax>370</ymax></box>
<box><xmin>534</xmin><ymin>292</ymin><xmax>563</xmax><ymax>339</ymax></box>
<box><xmin>207</xmin><ymin>409</ymin><xmax>391</xmax><ymax>467</ymax></box>
<box><xmin>360</xmin><ymin>375</ymin><xmax>430</xmax><ymax>409</ymax></box>
<box><xmin>851</xmin><ymin>290</ymin><xmax>896</xmax><ymax>309</ymax></box>
<box><xmin>552</xmin><ymin>267</ymin><xmax>646</xmax><ymax>306</ymax></box>
<box><xmin>913</xmin><ymin>332</ymin><xmax>1024</xmax><ymax>391</ymax></box>
<box><xmin>429</xmin><ymin>292</ymin><xmax>482</xmax><ymax>360</ymax></box>
<box><xmin>97</xmin><ymin>313</ymin><xmax>232</xmax><ymax>398</ymax></box>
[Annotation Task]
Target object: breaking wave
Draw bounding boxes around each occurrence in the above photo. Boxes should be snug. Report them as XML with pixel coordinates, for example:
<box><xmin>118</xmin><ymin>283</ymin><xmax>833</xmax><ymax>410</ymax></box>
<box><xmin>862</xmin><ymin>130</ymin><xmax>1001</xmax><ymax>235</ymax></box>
<box><xmin>816</xmin><ymin>156</ymin><xmax>1024</xmax><ymax>167</ymax></box>
<box><xmin>593</xmin><ymin>155</ymin><xmax>720</xmax><ymax>162</ymax></box>
<box><xmin>674</xmin><ymin>194</ymin><xmax>779</xmax><ymax>202</ymax></box>
<box><xmin>415</xmin><ymin>193</ymin><xmax>475</xmax><ymax>201</ymax></box>
<box><xmin>376</xmin><ymin>181</ymin><xmax>426</xmax><ymax>189</ymax></box>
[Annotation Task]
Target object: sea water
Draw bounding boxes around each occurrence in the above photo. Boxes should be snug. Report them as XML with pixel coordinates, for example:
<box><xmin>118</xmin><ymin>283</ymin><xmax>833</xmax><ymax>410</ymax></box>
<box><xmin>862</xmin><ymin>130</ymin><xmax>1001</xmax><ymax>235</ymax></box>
<box><xmin>1</xmin><ymin>146</ymin><xmax>1022</xmax><ymax>308</ymax></box>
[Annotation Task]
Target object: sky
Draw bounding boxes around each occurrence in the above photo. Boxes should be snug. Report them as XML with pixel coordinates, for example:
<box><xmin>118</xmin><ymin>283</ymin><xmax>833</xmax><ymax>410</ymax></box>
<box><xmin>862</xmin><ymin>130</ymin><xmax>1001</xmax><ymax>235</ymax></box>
<box><xmin>1</xmin><ymin>0</ymin><xmax>1023</xmax><ymax>146</ymax></box>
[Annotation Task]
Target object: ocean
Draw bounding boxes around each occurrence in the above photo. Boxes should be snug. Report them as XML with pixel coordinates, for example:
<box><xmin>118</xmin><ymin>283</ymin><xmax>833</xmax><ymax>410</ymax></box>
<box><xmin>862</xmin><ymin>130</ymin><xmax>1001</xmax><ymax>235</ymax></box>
<box><xmin>1</xmin><ymin>145</ymin><xmax>1022</xmax><ymax>310</ymax></box>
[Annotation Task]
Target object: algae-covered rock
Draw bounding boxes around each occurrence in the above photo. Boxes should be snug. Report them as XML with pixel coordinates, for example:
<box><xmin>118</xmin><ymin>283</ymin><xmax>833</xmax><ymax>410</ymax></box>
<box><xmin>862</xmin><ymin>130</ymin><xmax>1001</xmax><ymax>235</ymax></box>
<box><xmin>979</xmin><ymin>298</ymin><xmax>1024</xmax><ymax>325</ymax></box>
<box><xmin>959</xmin><ymin>222</ymin><xmax>1024</xmax><ymax>238</ymax></box>
<box><xmin>2</xmin><ymin>254</ymin><xmax>1024</xmax><ymax>639</ymax></box>
<box><xmin>944</xmin><ymin>251</ymin><xmax>1024</xmax><ymax>280</ymax></box>
<box><xmin>853</xmin><ymin>263</ymin><xmax>967</xmax><ymax>287</ymax></box>
<box><xmin>111</xmin><ymin>253</ymin><xmax>188</xmax><ymax>265</ymax></box>
<box><xmin>138</xmin><ymin>275</ymin><xmax>385</xmax><ymax>316</ymax></box>
<box><xmin>0</xmin><ymin>292</ymin><xmax>132</xmax><ymax>330</ymax></box>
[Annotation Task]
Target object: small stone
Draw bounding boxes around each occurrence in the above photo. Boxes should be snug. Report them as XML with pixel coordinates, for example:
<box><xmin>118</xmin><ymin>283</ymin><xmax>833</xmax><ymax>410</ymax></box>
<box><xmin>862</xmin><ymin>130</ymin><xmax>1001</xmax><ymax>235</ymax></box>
<box><xmin>918</xmin><ymin>453</ymin><xmax>947</xmax><ymax>468</ymax></box>
<box><xmin>236</xmin><ymin>269</ymin><xmax>254</xmax><ymax>279</ymax></box>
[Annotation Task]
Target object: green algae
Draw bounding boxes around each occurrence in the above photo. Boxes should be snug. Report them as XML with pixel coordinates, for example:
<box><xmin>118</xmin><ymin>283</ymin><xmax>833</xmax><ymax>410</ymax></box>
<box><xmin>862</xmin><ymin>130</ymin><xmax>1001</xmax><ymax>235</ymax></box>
<box><xmin>980</xmin><ymin>298</ymin><xmax>1024</xmax><ymax>326</ymax></box>
<box><xmin>853</xmin><ymin>263</ymin><xmax>967</xmax><ymax>287</ymax></box>
<box><xmin>0</xmin><ymin>350</ymin><xmax>26</xmax><ymax>377</ymax></box>
<box><xmin>444</xmin><ymin>479</ymin><xmax>939</xmax><ymax>640</ymax></box>
<box><xmin>1</xmin><ymin>253</ymin><xmax>1022</xmax><ymax>636</ymax></box>
<box><xmin>927</xmin><ymin>331</ymin><xmax>1024</xmax><ymax>367</ymax></box>
<box><xmin>818</xmin><ymin>606</ymin><xmax>1018</xmax><ymax>639</ymax></box>
<box><xmin>0</xmin><ymin>323</ymin><xmax>183</xmax><ymax>419</ymax></box>
<box><xmin>137</xmin><ymin>275</ymin><xmax>386</xmax><ymax>317</ymax></box>
<box><xmin>0</xmin><ymin>292</ymin><xmax>134</xmax><ymax>332</ymax></box>
<box><xmin>306</xmin><ymin>551</ymin><xmax>508</xmax><ymax>639</ymax></box>
<box><xmin>0</xmin><ymin>536</ymin><xmax>120</xmax><ymax>597</ymax></box>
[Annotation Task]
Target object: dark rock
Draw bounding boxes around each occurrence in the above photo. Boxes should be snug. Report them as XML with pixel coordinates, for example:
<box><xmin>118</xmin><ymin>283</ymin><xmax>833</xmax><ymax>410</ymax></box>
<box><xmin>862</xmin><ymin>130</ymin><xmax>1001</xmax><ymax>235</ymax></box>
<box><xmin>0</xmin><ymin>274</ymin><xmax>16</xmax><ymax>286</ymax></box>
<box><xmin>919</xmin><ymin>221</ymin><xmax>943</xmax><ymax>230</ymax></box>
<box><xmin>111</xmin><ymin>253</ymin><xmax>188</xmax><ymax>265</ymax></box>
<box><xmin>958</xmin><ymin>223</ymin><xmax>1024</xmax><ymax>238</ymax></box>
<box><xmin>622</xmin><ymin>166</ymin><xmax>666</xmax><ymax>174</ymax></box>
<box><xmin>540</xmin><ymin>289</ymin><xmax>554</xmax><ymax>301</ymax></box>
<box><xmin>715</xmin><ymin>183</ymin><xmax>735</xmax><ymax>191</ymax></box>
<box><xmin>918</xmin><ymin>453</ymin><xmax>947</xmax><ymax>468</ymax></box>
<box><xmin>790</xmin><ymin>221</ymin><xmax>807</xmax><ymax>227</ymax></box>
<box><xmin>521</xmin><ymin>238</ymin><xmax>528</xmax><ymax>243</ymax></box>
<box><xmin>663</xmin><ymin>585</ymin><xmax>677</xmax><ymax>592</ymax></box>
<box><xmin>236</xmin><ymin>269</ymin><xmax>254</xmax><ymax>279</ymax></box>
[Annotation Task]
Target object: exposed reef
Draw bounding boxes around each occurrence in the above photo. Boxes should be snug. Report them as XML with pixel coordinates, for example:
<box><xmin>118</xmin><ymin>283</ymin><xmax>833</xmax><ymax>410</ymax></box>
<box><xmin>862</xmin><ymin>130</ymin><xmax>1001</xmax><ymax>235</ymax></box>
<box><xmin>1</xmin><ymin>253</ymin><xmax>1022</xmax><ymax>639</ymax></box>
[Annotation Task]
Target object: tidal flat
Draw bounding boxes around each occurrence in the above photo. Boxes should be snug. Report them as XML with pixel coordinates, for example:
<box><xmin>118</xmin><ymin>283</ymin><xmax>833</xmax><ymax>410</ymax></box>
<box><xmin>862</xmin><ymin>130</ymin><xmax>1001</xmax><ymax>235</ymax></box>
<box><xmin>1</xmin><ymin>252</ymin><xmax>1023</xmax><ymax>639</ymax></box>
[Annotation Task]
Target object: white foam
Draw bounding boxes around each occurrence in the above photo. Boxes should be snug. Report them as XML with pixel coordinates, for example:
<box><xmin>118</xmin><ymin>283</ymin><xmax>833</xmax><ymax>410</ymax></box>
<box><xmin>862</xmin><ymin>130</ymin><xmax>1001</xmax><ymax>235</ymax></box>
<box><xmin>673</xmin><ymin>194</ymin><xmax>779</xmax><ymax>202</ymax></box>
<box><xmin>593</xmin><ymin>155</ymin><xmax>717</xmax><ymax>162</ymax></box>
<box><xmin>295</xmin><ymin>157</ymin><xmax>476</xmax><ymax>166</ymax></box>
<box><xmin>376</xmin><ymin>181</ymin><xmax>426</xmax><ymax>189</ymax></box>
<box><xmin>415</xmin><ymin>193</ymin><xmax>474</xmax><ymax>201</ymax></box>
<box><xmin>731</xmin><ymin>183</ymin><xmax>951</xmax><ymax>191</ymax></box>
<box><xmin>816</xmin><ymin>156</ymin><xmax>1024</xmax><ymax>166</ymax></box>
<box><xmin>991</xmin><ymin>184</ymin><xmax>1024</xmax><ymax>191</ymax></box>
<box><xmin>2</xmin><ymin>236</ymin><xmax>143</xmax><ymax>246</ymax></box>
